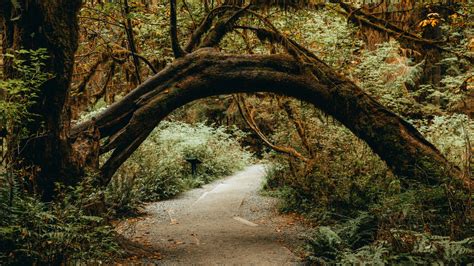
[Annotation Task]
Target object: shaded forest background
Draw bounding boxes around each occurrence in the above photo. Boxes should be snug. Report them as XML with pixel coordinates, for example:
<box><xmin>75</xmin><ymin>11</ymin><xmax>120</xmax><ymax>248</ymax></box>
<box><xmin>0</xmin><ymin>0</ymin><xmax>473</xmax><ymax>264</ymax></box>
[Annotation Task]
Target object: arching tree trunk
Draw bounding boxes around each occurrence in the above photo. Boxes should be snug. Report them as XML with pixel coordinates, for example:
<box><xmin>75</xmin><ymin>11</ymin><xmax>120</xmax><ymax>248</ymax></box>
<box><xmin>1</xmin><ymin>0</ymin><xmax>83</xmax><ymax>200</ymax></box>
<box><xmin>72</xmin><ymin>49</ymin><xmax>466</xmax><ymax>189</ymax></box>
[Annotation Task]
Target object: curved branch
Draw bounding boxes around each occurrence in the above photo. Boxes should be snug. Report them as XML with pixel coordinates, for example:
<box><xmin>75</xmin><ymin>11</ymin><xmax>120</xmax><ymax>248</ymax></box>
<box><xmin>73</xmin><ymin>49</ymin><xmax>464</xmax><ymax>189</ymax></box>
<box><xmin>278</xmin><ymin>98</ymin><xmax>314</xmax><ymax>157</ymax></box>
<box><xmin>128</xmin><ymin>52</ymin><xmax>158</xmax><ymax>74</ymax></box>
<box><xmin>107</xmin><ymin>49</ymin><xmax>159</xmax><ymax>74</ymax></box>
<box><xmin>199</xmin><ymin>4</ymin><xmax>251</xmax><ymax>48</ymax></box>
<box><xmin>184</xmin><ymin>6</ymin><xmax>231</xmax><ymax>52</ymax></box>
<box><xmin>184</xmin><ymin>5</ymin><xmax>256</xmax><ymax>52</ymax></box>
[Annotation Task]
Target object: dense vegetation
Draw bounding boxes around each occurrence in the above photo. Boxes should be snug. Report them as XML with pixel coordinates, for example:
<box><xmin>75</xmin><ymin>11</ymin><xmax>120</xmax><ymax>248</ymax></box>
<box><xmin>254</xmin><ymin>6</ymin><xmax>473</xmax><ymax>263</ymax></box>
<box><xmin>1</xmin><ymin>0</ymin><xmax>472</xmax><ymax>264</ymax></box>
<box><xmin>107</xmin><ymin>120</ymin><xmax>252</xmax><ymax>214</ymax></box>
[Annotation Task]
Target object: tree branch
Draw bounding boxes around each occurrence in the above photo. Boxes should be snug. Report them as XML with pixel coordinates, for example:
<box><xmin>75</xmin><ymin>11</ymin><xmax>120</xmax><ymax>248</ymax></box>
<box><xmin>278</xmin><ymin>98</ymin><xmax>314</xmax><ymax>157</ymax></box>
<box><xmin>71</xmin><ymin>50</ymin><xmax>465</xmax><ymax>189</ymax></box>
<box><xmin>331</xmin><ymin>0</ymin><xmax>474</xmax><ymax>63</ymax></box>
<box><xmin>184</xmin><ymin>6</ymin><xmax>230</xmax><ymax>52</ymax></box>
<box><xmin>73</xmin><ymin>54</ymin><xmax>110</xmax><ymax>93</ymax></box>
<box><xmin>170</xmin><ymin>0</ymin><xmax>186</xmax><ymax>58</ymax></box>
<box><xmin>123</xmin><ymin>0</ymin><xmax>142</xmax><ymax>83</ymax></box>
<box><xmin>199</xmin><ymin>4</ymin><xmax>251</xmax><ymax>48</ymax></box>
<box><xmin>235</xmin><ymin>94</ymin><xmax>309</xmax><ymax>162</ymax></box>
<box><xmin>182</xmin><ymin>0</ymin><xmax>196</xmax><ymax>30</ymax></box>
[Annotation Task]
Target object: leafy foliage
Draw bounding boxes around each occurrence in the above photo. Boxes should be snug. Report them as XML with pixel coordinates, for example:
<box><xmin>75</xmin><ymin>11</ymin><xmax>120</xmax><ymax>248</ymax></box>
<box><xmin>263</xmin><ymin>119</ymin><xmax>393</xmax><ymax>219</ymax></box>
<box><xmin>306</xmin><ymin>223</ymin><xmax>474</xmax><ymax>264</ymax></box>
<box><xmin>352</xmin><ymin>41</ymin><xmax>424</xmax><ymax>117</ymax></box>
<box><xmin>0</xmin><ymin>49</ymin><xmax>120</xmax><ymax>265</ymax></box>
<box><xmin>0</xmin><ymin>49</ymin><xmax>50</xmax><ymax>139</ymax></box>
<box><xmin>415</xmin><ymin>114</ymin><xmax>473</xmax><ymax>170</ymax></box>
<box><xmin>303</xmin><ymin>211</ymin><xmax>473</xmax><ymax>264</ymax></box>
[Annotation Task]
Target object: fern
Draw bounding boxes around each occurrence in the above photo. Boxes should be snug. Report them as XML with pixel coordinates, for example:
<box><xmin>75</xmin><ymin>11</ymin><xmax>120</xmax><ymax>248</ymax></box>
<box><xmin>305</xmin><ymin>226</ymin><xmax>344</xmax><ymax>261</ymax></box>
<box><xmin>0</xmin><ymin>173</ymin><xmax>120</xmax><ymax>265</ymax></box>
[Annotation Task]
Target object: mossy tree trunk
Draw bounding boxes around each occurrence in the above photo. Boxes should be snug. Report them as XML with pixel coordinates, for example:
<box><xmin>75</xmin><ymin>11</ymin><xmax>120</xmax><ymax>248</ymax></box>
<box><xmin>1</xmin><ymin>0</ymin><xmax>83</xmax><ymax>200</ymax></box>
<box><xmin>72</xmin><ymin>49</ymin><xmax>465</xmax><ymax>189</ymax></box>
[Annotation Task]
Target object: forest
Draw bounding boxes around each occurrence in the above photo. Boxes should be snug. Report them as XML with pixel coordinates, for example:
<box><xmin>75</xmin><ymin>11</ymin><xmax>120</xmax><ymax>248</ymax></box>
<box><xmin>0</xmin><ymin>0</ymin><xmax>473</xmax><ymax>264</ymax></box>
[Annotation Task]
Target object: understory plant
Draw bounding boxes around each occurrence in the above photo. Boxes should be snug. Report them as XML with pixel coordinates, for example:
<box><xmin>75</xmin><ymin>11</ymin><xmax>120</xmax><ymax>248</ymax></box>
<box><xmin>305</xmin><ymin>213</ymin><xmax>473</xmax><ymax>264</ymax></box>
<box><xmin>0</xmin><ymin>174</ymin><xmax>120</xmax><ymax>265</ymax></box>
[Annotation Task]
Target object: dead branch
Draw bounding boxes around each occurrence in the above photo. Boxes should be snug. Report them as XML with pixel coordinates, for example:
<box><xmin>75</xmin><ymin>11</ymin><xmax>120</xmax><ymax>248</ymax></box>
<box><xmin>199</xmin><ymin>4</ymin><xmax>252</xmax><ymax>48</ymax></box>
<box><xmin>331</xmin><ymin>0</ymin><xmax>474</xmax><ymax>63</ymax></box>
<box><xmin>184</xmin><ymin>5</ymin><xmax>236</xmax><ymax>52</ymax></box>
<box><xmin>110</xmin><ymin>49</ymin><xmax>158</xmax><ymax>74</ymax></box>
<box><xmin>234</xmin><ymin>94</ymin><xmax>309</xmax><ymax>162</ymax></box>
<box><xmin>277</xmin><ymin>98</ymin><xmax>314</xmax><ymax>157</ymax></box>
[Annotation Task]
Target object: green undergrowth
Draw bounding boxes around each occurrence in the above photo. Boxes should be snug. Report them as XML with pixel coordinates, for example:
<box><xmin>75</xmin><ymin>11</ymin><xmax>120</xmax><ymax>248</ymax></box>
<box><xmin>265</xmin><ymin>164</ymin><xmax>473</xmax><ymax>263</ymax></box>
<box><xmin>263</xmin><ymin>125</ymin><xmax>473</xmax><ymax>263</ymax></box>
<box><xmin>0</xmin><ymin>175</ymin><xmax>121</xmax><ymax>265</ymax></box>
<box><xmin>0</xmin><ymin>48</ymin><xmax>120</xmax><ymax>264</ymax></box>
<box><xmin>261</xmin><ymin>98</ymin><xmax>472</xmax><ymax>263</ymax></box>
<box><xmin>105</xmin><ymin>120</ymin><xmax>253</xmax><ymax>215</ymax></box>
<box><xmin>0</xmin><ymin>121</ymin><xmax>252</xmax><ymax>264</ymax></box>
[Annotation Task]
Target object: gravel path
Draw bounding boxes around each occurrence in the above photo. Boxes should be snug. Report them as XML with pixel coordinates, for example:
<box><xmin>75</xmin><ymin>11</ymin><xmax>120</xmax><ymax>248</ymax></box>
<box><xmin>115</xmin><ymin>164</ymin><xmax>308</xmax><ymax>265</ymax></box>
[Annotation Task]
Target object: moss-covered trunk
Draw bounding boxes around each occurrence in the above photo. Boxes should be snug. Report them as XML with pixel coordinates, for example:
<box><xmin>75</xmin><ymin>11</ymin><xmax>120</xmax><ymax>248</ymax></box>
<box><xmin>1</xmin><ymin>0</ymin><xmax>83</xmax><ymax>200</ymax></box>
<box><xmin>72</xmin><ymin>49</ymin><xmax>465</xmax><ymax>189</ymax></box>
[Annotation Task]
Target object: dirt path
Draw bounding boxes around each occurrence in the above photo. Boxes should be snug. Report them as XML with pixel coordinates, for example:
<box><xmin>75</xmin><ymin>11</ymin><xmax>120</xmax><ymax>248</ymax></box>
<box><xmin>116</xmin><ymin>165</ymin><xmax>308</xmax><ymax>265</ymax></box>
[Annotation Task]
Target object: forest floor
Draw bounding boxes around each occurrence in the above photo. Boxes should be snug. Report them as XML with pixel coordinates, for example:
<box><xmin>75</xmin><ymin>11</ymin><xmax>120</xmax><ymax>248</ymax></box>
<box><xmin>114</xmin><ymin>165</ymin><xmax>311</xmax><ymax>265</ymax></box>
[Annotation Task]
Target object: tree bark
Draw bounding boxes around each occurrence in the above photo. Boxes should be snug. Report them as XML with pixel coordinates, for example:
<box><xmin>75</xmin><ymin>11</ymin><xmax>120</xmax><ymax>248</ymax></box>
<box><xmin>72</xmin><ymin>48</ymin><xmax>464</xmax><ymax>188</ymax></box>
<box><xmin>1</xmin><ymin>0</ymin><xmax>83</xmax><ymax>200</ymax></box>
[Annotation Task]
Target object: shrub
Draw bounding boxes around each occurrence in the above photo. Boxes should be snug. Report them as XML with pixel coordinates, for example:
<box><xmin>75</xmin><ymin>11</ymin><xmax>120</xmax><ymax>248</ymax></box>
<box><xmin>0</xmin><ymin>48</ymin><xmax>50</xmax><ymax>133</ymax></box>
<box><xmin>263</xmin><ymin>122</ymin><xmax>393</xmax><ymax>220</ymax></box>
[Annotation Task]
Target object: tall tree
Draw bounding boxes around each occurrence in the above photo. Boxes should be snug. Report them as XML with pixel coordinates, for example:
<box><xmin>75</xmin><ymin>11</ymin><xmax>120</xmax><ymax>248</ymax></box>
<box><xmin>1</xmin><ymin>0</ymin><xmax>83</xmax><ymax>200</ymax></box>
